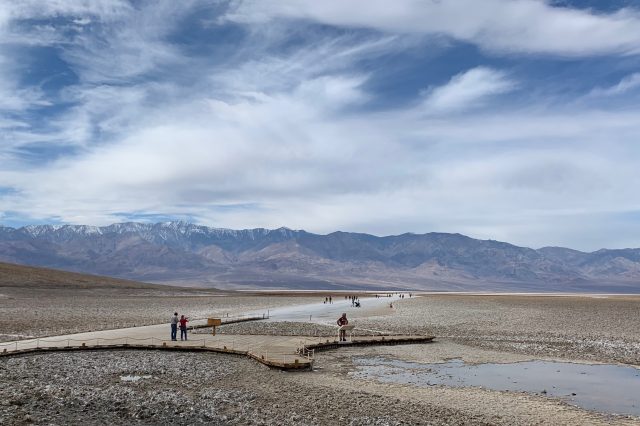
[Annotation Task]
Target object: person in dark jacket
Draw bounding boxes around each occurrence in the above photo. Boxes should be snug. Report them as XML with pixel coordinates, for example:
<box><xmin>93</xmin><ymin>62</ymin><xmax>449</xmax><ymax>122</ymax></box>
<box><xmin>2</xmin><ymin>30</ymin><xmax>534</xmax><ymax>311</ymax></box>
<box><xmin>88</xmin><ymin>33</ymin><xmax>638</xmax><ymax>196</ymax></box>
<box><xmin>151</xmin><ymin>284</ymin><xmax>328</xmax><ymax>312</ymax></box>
<box><xmin>337</xmin><ymin>313</ymin><xmax>348</xmax><ymax>342</ymax></box>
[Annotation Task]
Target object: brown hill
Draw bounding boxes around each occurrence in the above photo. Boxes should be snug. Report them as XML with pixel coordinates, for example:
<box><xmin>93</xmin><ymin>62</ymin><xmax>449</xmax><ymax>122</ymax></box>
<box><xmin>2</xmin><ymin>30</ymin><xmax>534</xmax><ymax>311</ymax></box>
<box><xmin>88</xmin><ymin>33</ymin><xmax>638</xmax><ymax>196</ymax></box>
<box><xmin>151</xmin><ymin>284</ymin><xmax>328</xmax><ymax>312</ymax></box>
<box><xmin>0</xmin><ymin>261</ymin><xmax>181</xmax><ymax>290</ymax></box>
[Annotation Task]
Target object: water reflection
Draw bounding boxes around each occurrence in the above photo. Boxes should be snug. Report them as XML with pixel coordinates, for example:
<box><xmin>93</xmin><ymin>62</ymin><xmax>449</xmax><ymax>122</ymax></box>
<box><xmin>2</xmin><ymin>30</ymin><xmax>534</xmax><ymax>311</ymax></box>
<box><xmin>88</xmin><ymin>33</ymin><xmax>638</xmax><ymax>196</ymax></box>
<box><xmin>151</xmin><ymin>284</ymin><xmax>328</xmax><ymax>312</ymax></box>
<box><xmin>351</xmin><ymin>357</ymin><xmax>640</xmax><ymax>416</ymax></box>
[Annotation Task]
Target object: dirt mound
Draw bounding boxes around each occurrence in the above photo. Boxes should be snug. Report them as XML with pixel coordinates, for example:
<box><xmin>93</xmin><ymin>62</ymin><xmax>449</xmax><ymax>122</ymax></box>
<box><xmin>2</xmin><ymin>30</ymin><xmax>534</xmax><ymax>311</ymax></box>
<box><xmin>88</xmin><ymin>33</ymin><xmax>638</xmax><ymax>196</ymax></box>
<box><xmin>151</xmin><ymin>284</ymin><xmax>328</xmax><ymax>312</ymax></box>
<box><xmin>0</xmin><ymin>261</ymin><xmax>169</xmax><ymax>289</ymax></box>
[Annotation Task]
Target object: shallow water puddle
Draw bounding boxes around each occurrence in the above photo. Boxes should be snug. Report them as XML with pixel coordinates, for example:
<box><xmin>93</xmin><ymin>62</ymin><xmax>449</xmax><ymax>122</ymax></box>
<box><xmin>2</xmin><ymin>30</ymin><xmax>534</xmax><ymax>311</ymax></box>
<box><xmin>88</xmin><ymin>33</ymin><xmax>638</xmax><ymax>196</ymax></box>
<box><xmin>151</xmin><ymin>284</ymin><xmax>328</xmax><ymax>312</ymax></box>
<box><xmin>351</xmin><ymin>357</ymin><xmax>640</xmax><ymax>416</ymax></box>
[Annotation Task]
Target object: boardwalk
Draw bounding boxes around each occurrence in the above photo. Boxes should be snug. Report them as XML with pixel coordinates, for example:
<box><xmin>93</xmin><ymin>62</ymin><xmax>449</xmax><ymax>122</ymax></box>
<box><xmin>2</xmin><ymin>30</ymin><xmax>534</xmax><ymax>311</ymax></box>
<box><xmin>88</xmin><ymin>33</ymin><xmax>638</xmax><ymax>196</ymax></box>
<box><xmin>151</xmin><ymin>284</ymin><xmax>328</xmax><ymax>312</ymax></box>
<box><xmin>0</xmin><ymin>318</ymin><xmax>434</xmax><ymax>370</ymax></box>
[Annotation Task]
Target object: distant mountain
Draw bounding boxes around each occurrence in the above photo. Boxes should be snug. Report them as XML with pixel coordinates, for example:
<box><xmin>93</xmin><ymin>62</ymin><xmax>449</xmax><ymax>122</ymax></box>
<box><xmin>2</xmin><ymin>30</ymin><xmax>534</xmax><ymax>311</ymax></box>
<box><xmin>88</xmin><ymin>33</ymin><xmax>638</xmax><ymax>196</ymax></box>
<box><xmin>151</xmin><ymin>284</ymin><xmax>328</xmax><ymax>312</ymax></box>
<box><xmin>0</xmin><ymin>221</ymin><xmax>639</xmax><ymax>292</ymax></box>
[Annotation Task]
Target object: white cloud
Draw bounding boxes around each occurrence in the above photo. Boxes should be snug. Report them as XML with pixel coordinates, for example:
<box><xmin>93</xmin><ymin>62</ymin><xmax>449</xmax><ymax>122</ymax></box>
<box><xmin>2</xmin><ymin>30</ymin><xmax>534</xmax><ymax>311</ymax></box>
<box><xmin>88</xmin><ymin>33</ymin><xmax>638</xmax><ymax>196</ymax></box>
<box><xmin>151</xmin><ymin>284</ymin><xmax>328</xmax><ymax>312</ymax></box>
<box><xmin>589</xmin><ymin>73</ymin><xmax>640</xmax><ymax>97</ymax></box>
<box><xmin>0</xmin><ymin>0</ymin><xmax>200</xmax><ymax>152</ymax></box>
<box><xmin>5</xmin><ymin>0</ymin><xmax>132</xmax><ymax>17</ymax></box>
<box><xmin>4</xmin><ymin>80</ymin><xmax>640</xmax><ymax>251</ymax></box>
<box><xmin>0</xmin><ymin>0</ymin><xmax>133</xmax><ymax>45</ymax></box>
<box><xmin>0</xmin><ymin>0</ymin><xmax>194</xmax><ymax>82</ymax></box>
<box><xmin>421</xmin><ymin>67</ymin><xmax>515</xmax><ymax>113</ymax></box>
<box><xmin>209</xmin><ymin>31</ymin><xmax>399</xmax><ymax>97</ymax></box>
<box><xmin>225</xmin><ymin>0</ymin><xmax>640</xmax><ymax>56</ymax></box>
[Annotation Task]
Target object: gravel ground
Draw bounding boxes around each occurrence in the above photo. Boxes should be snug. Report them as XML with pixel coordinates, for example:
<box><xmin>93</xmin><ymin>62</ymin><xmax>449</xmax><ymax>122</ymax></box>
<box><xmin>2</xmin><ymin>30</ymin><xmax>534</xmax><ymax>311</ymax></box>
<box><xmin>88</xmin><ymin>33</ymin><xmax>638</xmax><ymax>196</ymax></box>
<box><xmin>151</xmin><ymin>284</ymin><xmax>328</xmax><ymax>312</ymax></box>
<box><xmin>354</xmin><ymin>295</ymin><xmax>640</xmax><ymax>365</ymax></box>
<box><xmin>192</xmin><ymin>321</ymin><xmax>386</xmax><ymax>337</ymax></box>
<box><xmin>0</xmin><ymin>350</ymin><xmax>493</xmax><ymax>426</ymax></box>
<box><xmin>2</xmin><ymin>349</ymin><xmax>634</xmax><ymax>426</ymax></box>
<box><xmin>311</xmin><ymin>348</ymin><xmax>639</xmax><ymax>426</ymax></box>
<box><xmin>0</xmin><ymin>288</ymin><xmax>317</xmax><ymax>340</ymax></box>
<box><xmin>2</xmin><ymin>293</ymin><xmax>639</xmax><ymax>425</ymax></box>
<box><xmin>196</xmin><ymin>294</ymin><xmax>640</xmax><ymax>365</ymax></box>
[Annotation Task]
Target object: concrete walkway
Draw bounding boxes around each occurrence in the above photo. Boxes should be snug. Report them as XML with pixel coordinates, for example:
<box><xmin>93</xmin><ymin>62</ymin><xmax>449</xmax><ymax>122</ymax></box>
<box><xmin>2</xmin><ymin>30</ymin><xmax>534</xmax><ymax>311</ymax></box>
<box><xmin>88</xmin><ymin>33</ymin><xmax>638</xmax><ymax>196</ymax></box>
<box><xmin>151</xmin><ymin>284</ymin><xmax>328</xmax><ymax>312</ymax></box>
<box><xmin>0</xmin><ymin>297</ymin><xmax>433</xmax><ymax>370</ymax></box>
<box><xmin>0</xmin><ymin>319</ymin><xmax>433</xmax><ymax>370</ymax></box>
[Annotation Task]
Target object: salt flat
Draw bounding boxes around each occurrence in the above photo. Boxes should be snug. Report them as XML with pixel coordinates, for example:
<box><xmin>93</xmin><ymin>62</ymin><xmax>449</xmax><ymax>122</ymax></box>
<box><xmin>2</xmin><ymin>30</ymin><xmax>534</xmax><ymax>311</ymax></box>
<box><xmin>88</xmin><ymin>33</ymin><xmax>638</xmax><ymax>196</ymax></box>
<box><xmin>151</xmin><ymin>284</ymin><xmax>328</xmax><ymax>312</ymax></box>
<box><xmin>1</xmin><ymin>292</ymin><xmax>639</xmax><ymax>425</ymax></box>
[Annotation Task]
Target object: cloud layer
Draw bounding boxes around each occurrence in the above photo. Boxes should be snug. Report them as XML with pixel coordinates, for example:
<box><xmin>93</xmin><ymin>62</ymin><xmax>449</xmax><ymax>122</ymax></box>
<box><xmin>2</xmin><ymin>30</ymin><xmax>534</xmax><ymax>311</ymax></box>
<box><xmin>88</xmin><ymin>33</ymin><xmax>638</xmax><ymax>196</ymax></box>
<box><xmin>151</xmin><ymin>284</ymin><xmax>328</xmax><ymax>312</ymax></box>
<box><xmin>1</xmin><ymin>1</ymin><xmax>640</xmax><ymax>251</ymax></box>
<box><xmin>226</xmin><ymin>0</ymin><xmax>640</xmax><ymax>55</ymax></box>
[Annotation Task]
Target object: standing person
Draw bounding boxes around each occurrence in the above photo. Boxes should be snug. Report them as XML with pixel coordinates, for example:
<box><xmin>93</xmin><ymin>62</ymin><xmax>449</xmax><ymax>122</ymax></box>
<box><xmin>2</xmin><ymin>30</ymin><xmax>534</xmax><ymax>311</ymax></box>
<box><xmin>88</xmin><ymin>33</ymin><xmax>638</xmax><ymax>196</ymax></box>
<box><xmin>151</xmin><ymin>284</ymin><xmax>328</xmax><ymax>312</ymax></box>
<box><xmin>179</xmin><ymin>315</ymin><xmax>189</xmax><ymax>341</ymax></box>
<box><xmin>337</xmin><ymin>313</ymin><xmax>349</xmax><ymax>342</ymax></box>
<box><xmin>170</xmin><ymin>312</ymin><xmax>179</xmax><ymax>341</ymax></box>
<box><xmin>329</xmin><ymin>296</ymin><xmax>332</xmax><ymax>304</ymax></box>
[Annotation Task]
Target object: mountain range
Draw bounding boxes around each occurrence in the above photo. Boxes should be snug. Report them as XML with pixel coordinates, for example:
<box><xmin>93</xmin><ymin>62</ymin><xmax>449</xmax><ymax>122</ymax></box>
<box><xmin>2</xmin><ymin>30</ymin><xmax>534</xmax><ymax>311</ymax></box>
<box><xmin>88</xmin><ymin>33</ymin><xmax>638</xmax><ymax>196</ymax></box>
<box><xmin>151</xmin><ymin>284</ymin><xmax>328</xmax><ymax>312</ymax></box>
<box><xmin>0</xmin><ymin>221</ymin><xmax>639</xmax><ymax>292</ymax></box>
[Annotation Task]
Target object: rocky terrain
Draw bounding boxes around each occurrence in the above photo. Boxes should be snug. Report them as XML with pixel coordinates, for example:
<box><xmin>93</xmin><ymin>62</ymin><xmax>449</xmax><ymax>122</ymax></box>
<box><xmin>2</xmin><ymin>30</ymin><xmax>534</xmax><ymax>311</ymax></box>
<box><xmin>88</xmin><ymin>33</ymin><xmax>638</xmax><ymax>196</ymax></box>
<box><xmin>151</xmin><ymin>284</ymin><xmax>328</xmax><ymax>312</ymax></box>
<box><xmin>193</xmin><ymin>321</ymin><xmax>387</xmax><ymax>337</ymax></box>
<box><xmin>197</xmin><ymin>294</ymin><xmax>640</xmax><ymax>365</ymax></box>
<box><xmin>1</xmin><ymin>221</ymin><xmax>640</xmax><ymax>291</ymax></box>
<box><xmin>355</xmin><ymin>295</ymin><xmax>640</xmax><ymax>365</ymax></box>
<box><xmin>0</xmin><ymin>350</ymin><xmax>478</xmax><ymax>425</ymax></box>
<box><xmin>2</xmin><ymin>349</ymin><xmax>634</xmax><ymax>426</ymax></box>
<box><xmin>1</xmin><ymin>293</ymin><xmax>639</xmax><ymax>425</ymax></box>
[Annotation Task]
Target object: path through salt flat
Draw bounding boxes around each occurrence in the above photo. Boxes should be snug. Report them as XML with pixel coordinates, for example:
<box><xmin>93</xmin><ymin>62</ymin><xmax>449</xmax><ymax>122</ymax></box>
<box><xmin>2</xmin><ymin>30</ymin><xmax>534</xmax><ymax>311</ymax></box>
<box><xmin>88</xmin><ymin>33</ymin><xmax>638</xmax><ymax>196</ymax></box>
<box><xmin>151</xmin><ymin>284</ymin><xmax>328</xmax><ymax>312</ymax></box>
<box><xmin>248</xmin><ymin>294</ymin><xmax>406</xmax><ymax>323</ymax></box>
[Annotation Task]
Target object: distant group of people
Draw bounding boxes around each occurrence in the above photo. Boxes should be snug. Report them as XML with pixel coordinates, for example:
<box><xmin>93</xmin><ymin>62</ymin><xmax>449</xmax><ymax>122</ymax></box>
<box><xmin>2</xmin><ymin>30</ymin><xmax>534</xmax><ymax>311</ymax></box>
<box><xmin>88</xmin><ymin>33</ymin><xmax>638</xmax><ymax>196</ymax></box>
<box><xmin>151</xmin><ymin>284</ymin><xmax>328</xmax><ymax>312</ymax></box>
<box><xmin>344</xmin><ymin>295</ymin><xmax>360</xmax><ymax>307</ymax></box>
<box><xmin>323</xmin><ymin>296</ymin><xmax>333</xmax><ymax>304</ymax></box>
<box><xmin>170</xmin><ymin>312</ymin><xmax>189</xmax><ymax>341</ymax></box>
<box><xmin>375</xmin><ymin>293</ymin><xmax>412</xmax><ymax>299</ymax></box>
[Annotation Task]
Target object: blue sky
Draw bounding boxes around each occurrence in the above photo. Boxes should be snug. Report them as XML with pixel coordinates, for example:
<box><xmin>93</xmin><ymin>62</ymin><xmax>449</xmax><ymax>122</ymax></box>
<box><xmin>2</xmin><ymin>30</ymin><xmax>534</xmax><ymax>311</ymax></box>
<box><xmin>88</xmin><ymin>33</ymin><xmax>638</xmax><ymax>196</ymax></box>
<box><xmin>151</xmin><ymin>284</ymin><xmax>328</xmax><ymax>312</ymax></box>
<box><xmin>1</xmin><ymin>0</ymin><xmax>640</xmax><ymax>250</ymax></box>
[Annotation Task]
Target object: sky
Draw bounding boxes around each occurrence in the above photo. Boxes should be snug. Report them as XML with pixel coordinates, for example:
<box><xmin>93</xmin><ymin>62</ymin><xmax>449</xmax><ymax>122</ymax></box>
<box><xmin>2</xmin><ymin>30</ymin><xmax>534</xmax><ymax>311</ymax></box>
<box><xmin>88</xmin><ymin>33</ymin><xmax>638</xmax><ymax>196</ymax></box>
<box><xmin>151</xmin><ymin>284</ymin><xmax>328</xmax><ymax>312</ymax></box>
<box><xmin>1</xmin><ymin>0</ymin><xmax>640</xmax><ymax>251</ymax></box>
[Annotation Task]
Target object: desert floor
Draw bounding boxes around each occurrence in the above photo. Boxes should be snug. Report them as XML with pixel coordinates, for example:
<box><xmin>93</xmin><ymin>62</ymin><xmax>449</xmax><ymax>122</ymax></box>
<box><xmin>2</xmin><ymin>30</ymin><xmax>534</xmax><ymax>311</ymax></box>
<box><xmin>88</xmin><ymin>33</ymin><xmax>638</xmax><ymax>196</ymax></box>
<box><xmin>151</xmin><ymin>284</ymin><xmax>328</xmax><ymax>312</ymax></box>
<box><xmin>0</xmin><ymin>287</ymin><xmax>319</xmax><ymax>340</ymax></box>
<box><xmin>1</xmin><ymin>290</ymin><xmax>639</xmax><ymax>425</ymax></box>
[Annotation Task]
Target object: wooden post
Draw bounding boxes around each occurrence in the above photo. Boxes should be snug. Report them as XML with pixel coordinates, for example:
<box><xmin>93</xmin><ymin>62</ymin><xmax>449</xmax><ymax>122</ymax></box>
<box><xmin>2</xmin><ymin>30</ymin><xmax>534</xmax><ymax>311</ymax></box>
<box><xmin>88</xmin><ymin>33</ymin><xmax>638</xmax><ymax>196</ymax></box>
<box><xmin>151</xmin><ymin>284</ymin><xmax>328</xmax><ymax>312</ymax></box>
<box><xmin>208</xmin><ymin>318</ymin><xmax>221</xmax><ymax>335</ymax></box>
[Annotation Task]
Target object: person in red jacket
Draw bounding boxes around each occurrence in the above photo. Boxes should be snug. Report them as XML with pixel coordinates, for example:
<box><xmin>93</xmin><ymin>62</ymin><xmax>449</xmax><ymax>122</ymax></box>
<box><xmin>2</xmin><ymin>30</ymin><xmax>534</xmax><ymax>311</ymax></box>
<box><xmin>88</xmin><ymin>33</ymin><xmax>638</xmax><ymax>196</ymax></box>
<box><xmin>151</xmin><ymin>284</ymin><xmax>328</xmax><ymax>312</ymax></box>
<box><xmin>337</xmin><ymin>313</ymin><xmax>348</xmax><ymax>342</ymax></box>
<box><xmin>179</xmin><ymin>315</ymin><xmax>189</xmax><ymax>341</ymax></box>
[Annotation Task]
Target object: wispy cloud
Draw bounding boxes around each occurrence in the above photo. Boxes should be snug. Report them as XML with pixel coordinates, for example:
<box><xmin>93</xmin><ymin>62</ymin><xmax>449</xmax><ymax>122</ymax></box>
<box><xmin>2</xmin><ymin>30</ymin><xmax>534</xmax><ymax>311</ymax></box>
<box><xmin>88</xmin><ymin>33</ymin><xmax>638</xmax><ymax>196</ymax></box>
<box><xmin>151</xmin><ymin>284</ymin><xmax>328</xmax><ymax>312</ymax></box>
<box><xmin>225</xmin><ymin>0</ymin><xmax>640</xmax><ymax>56</ymax></box>
<box><xmin>420</xmin><ymin>67</ymin><xmax>515</xmax><ymax>114</ymax></box>
<box><xmin>589</xmin><ymin>73</ymin><xmax>640</xmax><ymax>97</ymax></box>
<box><xmin>0</xmin><ymin>53</ymin><xmax>50</xmax><ymax>111</ymax></box>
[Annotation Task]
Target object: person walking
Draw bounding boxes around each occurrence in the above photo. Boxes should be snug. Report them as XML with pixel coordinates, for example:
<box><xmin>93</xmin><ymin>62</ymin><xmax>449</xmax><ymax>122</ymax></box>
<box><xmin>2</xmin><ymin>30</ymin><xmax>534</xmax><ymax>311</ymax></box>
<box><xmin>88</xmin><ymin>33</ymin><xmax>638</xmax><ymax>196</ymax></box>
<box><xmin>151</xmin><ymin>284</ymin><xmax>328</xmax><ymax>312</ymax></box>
<box><xmin>170</xmin><ymin>312</ymin><xmax>179</xmax><ymax>341</ymax></box>
<box><xmin>337</xmin><ymin>313</ymin><xmax>348</xmax><ymax>342</ymax></box>
<box><xmin>179</xmin><ymin>315</ymin><xmax>189</xmax><ymax>341</ymax></box>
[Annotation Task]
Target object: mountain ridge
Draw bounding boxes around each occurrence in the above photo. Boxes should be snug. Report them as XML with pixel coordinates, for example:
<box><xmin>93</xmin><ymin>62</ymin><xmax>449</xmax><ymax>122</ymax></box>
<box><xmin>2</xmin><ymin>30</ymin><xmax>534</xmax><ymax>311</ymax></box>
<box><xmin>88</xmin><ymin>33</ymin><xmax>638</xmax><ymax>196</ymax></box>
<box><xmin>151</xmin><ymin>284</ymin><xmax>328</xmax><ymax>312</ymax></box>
<box><xmin>1</xmin><ymin>221</ymin><xmax>639</xmax><ymax>292</ymax></box>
